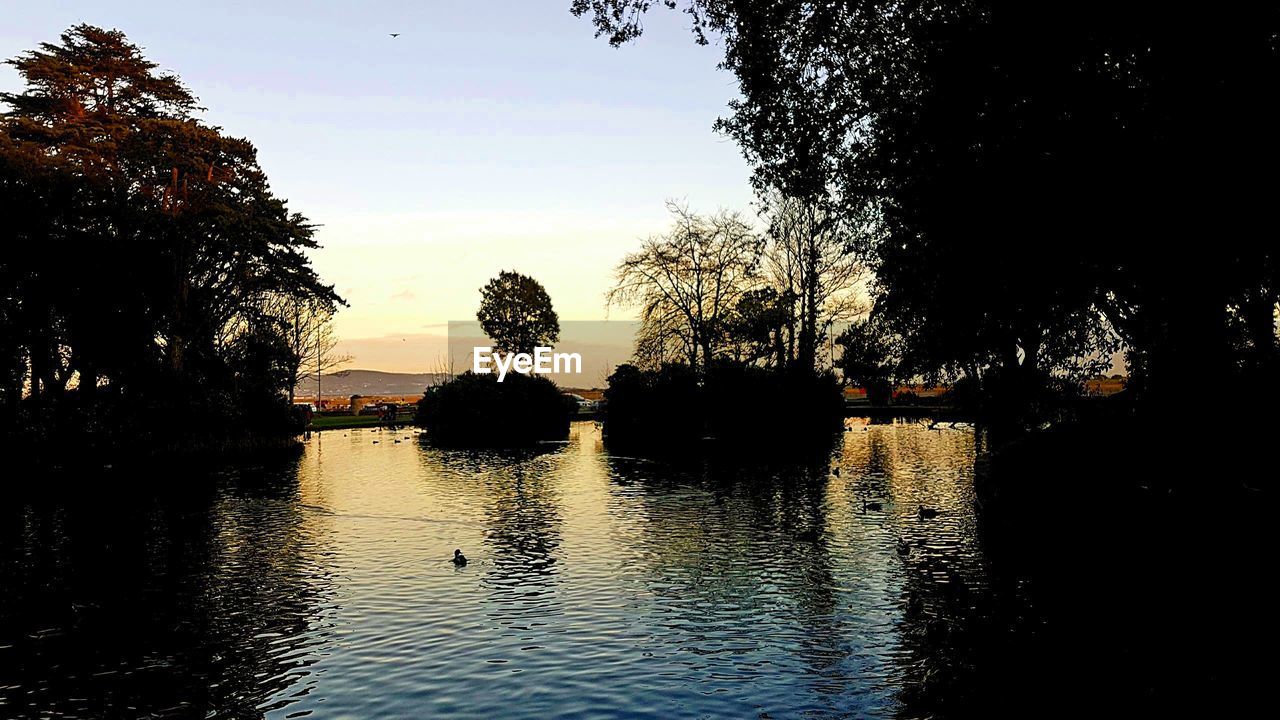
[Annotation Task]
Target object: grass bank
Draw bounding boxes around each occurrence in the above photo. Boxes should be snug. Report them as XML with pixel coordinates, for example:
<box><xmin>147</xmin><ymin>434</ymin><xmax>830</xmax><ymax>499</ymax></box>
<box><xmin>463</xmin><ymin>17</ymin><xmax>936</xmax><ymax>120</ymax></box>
<box><xmin>309</xmin><ymin>413</ymin><xmax>411</xmax><ymax>431</ymax></box>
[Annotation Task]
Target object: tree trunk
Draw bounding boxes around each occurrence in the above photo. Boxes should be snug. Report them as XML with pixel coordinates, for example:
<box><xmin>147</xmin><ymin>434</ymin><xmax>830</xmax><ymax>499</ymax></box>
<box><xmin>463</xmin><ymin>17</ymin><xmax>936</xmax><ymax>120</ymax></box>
<box><xmin>798</xmin><ymin>239</ymin><xmax>821</xmax><ymax>372</ymax></box>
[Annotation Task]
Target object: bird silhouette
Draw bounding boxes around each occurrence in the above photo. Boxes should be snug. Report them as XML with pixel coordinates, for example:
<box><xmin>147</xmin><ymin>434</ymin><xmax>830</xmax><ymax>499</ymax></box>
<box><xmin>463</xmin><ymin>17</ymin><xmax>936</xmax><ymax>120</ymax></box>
<box><xmin>451</xmin><ymin>549</ymin><xmax>467</xmax><ymax>566</ymax></box>
<box><xmin>390</xmin><ymin>33</ymin><xmax>401</xmax><ymax>38</ymax></box>
<box><xmin>917</xmin><ymin>505</ymin><xmax>939</xmax><ymax>520</ymax></box>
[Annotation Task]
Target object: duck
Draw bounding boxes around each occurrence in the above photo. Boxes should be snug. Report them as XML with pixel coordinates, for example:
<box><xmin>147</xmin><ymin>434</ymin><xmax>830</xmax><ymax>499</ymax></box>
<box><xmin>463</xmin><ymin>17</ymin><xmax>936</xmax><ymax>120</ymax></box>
<box><xmin>917</xmin><ymin>505</ymin><xmax>939</xmax><ymax>520</ymax></box>
<box><xmin>831</xmin><ymin>467</ymin><xmax>841</xmax><ymax>477</ymax></box>
<box><xmin>795</xmin><ymin>528</ymin><xmax>821</xmax><ymax>542</ymax></box>
<box><xmin>451</xmin><ymin>549</ymin><xmax>468</xmax><ymax>566</ymax></box>
<box><xmin>863</xmin><ymin>499</ymin><xmax>883</xmax><ymax>511</ymax></box>
<box><xmin>896</xmin><ymin>540</ymin><xmax>911</xmax><ymax>557</ymax></box>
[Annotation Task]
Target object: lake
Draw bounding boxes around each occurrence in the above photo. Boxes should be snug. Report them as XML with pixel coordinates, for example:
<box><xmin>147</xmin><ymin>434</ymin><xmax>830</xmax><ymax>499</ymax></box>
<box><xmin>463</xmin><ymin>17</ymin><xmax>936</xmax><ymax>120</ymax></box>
<box><xmin>0</xmin><ymin>419</ymin><xmax>1261</xmax><ymax>718</ymax></box>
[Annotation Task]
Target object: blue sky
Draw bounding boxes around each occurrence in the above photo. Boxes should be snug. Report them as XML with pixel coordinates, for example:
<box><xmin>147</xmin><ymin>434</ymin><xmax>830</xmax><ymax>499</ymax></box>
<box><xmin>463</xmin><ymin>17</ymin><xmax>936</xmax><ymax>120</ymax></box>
<box><xmin>1</xmin><ymin>1</ymin><xmax>755</xmax><ymax>370</ymax></box>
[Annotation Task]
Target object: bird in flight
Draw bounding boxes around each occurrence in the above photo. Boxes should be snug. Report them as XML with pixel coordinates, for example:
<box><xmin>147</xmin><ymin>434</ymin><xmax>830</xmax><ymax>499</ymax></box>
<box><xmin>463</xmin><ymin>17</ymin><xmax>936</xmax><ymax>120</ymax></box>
<box><xmin>390</xmin><ymin>33</ymin><xmax>400</xmax><ymax>38</ymax></box>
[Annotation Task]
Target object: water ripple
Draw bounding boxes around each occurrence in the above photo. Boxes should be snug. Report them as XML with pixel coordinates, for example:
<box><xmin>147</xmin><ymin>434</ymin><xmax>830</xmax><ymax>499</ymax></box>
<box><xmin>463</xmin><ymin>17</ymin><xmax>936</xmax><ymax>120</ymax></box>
<box><xmin>1</xmin><ymin>419</ymin><xmax>1004</xmax><ymax>719</ymax></box>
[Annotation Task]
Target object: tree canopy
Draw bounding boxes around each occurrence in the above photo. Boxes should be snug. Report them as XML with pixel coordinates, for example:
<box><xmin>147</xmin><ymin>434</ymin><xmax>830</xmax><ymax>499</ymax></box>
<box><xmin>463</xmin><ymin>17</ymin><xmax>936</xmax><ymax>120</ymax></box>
<box><xmin>574</xmin><ymin>1</ymin><xmax>1280</xmax><ymax>421</ymax></box>
<box><xmin>477</xmin><ymin>271</ymin><xmax>561</xmax><ymax>357</ymax></box>
<box><xmin>0</xmin><ymin>25</ymin><xmax>341</xmax><ymax>453</ymax></box>
<box><xmin>608</xmin><ymin>201</ymin><xmax>762</xmax><ymax>372</ymax></box>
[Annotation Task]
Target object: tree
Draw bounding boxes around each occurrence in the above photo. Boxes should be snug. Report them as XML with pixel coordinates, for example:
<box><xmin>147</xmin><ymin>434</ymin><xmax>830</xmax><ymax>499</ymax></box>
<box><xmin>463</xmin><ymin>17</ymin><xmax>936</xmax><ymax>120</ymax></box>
<box><xmin>835</xmin><ymin>317</ymin><xmax>899</xmax><ymax>406</ymax></box>
<box><xmin>257</xmin><ymin>295</ymin><xmax>351</xmax><ymax>404</ymax></box>
<box><xmin>608</xmin><ymin>201</ymin><xmax>762</xmax><ymax>371</ymax></box>
<box><xmin>573</xmin><ymin>1</ymin><xmax>1276</xmax><ymax>423</ymax></box>
<box><xmin>0</xmin><ymin>25</ymin><xmax>341</xmax><ymax>450</ymax></box>
<box><xmin>477</xmin><ymin>271</ymin><xmax>560</xmax><ymax>357</ymax></box>
<box><xmin>725</xmin><ymin>287</ymin><xmax>791</xmax><ymax>367</ymax></box>
<box><xmin>758</xmin><ymin>190</ymin><xmax>866</xmax><ymax>371</ymax></box>
<box><xmin>302</xmin><ymin>311</ymin><xmax>353</xmax><ymax>406</ymax></box>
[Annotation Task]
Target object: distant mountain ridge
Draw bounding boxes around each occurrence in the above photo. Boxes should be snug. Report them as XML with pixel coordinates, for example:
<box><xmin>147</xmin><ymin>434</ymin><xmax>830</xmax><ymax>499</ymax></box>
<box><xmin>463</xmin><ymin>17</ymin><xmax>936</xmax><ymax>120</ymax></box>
<box><xmin>308</xmin><ymin>369</ymin><xmax>449</xmax><ymax>398</ymax></box>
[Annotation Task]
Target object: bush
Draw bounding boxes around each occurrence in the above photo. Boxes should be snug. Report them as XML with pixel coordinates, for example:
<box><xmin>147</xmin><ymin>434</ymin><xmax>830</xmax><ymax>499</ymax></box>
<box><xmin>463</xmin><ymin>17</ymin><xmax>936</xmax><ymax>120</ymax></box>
<box><xmin>603</xmin><ymin>361</ymin><xmax>844</xmax><ymax>453</ymax></box>
<box><xmin>602</xmin><ymin>363</ymin><xmax>702</xmax><ymax>448</ymax></box>
<box><xmin>415</xmin><ymin>372</ymin><xmax>571</xmax><ymax>447</ymax></box>
<box><xmin>893</xmin><ymin>390</ymin><xmax>921</xmax><ymax>405</ymax></box>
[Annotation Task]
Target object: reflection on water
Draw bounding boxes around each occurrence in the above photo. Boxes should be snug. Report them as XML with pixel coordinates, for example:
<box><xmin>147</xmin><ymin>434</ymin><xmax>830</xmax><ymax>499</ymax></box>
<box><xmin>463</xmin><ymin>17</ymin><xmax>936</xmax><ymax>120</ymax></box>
<box><xmin>0</xmin><ymin>459</ymin><xmax>337</xmax><ymax>718</ymax></box>
<box><xmin>0</xmin><ymin>419</ymin><xmax>1198</xmax><ymax>717</ymax></box>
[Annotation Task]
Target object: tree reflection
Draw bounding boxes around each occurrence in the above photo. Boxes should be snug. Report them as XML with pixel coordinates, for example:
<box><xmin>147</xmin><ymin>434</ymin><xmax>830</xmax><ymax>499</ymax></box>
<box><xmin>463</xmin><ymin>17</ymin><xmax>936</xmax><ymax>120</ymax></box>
<box><xmin>602</xmin><ymin>442</ymin><xmax>911</xmax><ymax>714</ymax></box>
<box><xmin>413</xmin><ymin>443</ymin><xmax>567</xmax><ymax>627</ymax></box>
<box><xmin>0</xmin><ymin>459</ymin><xmax>334</xmax><ymax>718</ymax></box>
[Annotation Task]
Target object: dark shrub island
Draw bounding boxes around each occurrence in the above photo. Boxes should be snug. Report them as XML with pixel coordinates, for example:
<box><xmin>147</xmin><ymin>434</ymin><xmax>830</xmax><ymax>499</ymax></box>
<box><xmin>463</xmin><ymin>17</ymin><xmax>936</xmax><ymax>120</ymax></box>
<box><xmin>416</xmin><ymin>372</ymin><xmax>571</xmax><ymax>447</ymax></box>
<box><xmin>603</xmin><ymin>361</ymin><xmax>844</xmax><ymax>454</ymax></box>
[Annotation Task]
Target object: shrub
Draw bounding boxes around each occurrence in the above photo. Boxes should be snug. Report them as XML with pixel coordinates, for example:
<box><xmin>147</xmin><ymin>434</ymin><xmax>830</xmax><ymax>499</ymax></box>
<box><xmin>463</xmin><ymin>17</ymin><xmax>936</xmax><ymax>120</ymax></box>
<box><xmin>415</xmin><ymin>371</ymin><xmax>571</xmax><ymax>447</ymax></box>
<box><xmin>603</xmin><ymin>361</ymin><xmax>844</xmax><ymax>453</ymax></box>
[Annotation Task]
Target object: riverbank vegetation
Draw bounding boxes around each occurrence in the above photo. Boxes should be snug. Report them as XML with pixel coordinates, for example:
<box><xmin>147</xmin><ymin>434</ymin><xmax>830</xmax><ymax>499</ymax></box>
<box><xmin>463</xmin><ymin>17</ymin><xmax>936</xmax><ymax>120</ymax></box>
<box><xmin>0</xmin><ymin>26</ymin><xmax>341</xmax><ymax>463</ymax></box>
<box><xmin>575</xmin><ymin>2</ymin><xmax>1277</xmax><ymax>474</ymax></box>
<box><xmin>604</xmin><ymin>361</ymin><xmax>843</xmax><ymax>452</ymax></box>
<box><xmin>416</xmin><ymin>272</ymin><xmax>572</xmax><ymax>447</ymax></box>
<box><xmin>602</xmin><ymin>199</ymin><xmax>852</xmax><ymax>450</ymax></box>
<box><xmin>416</xmin><ymin>372</ymin><xmax>571</xmax><ymax>447</ymax></box>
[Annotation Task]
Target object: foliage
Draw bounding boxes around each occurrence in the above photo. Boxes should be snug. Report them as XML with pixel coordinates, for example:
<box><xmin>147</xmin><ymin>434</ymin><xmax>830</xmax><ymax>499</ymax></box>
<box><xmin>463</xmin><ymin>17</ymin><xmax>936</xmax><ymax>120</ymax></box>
<box><xmin>758</xmin><ymin>190</ymin><xmax>865</xmax><ymax>371</ymax></box>
<box><xmin>476</xmin><ymin>271</ymin><xmax>561</xmax><ymax>356</ymax></box>
<box><xmin>604</xmin><ymin>196</ymin><xmax>856</xmax><ymax>449</ymax></box>
<box><xmin>573</xmin><ymin>1</ymin><xmax>1280</xmax><ymax>426</ymax></box>
<box><xmin>835</xmin><ymin>317</ymin><xmax>898</xmax><ymax>406</ymax></box>
<box><xmin>603</xmin><ymin>360</ymin><xmax>844</xmax><ymax>452</ymax></box>
<box><xmin>724</xmin><ymin>287</ymin><xmax>792</xmax><ymax>367</ymax></box>
<box><xmin>601</xmin><ymin>362</ymin><xmax>702</xmax><ymax>445</ymax></box>
<box><xmin>0</xmin><ymin>25</ymin><xmax>340</xmax><ymax>455</ymax></box>
<box><xmin>611</xmin><ymin>195</ymin><xmax>867</xmax><ymax>374</ymax></box>
<box><xmin>608</xmin><ymin>201</ymin><xmax>762</xmax><ymax>371</ymax></box>
<box><xmin>415</xmin><ymin>371</ymin><xmax>571</xmax><ymax>447</ymax></box>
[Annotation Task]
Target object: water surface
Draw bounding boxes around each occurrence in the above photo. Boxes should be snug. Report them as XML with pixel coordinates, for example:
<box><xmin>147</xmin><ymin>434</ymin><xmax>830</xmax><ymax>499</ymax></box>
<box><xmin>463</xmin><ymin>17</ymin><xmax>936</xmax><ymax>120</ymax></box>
<box><xmin>0</xmin><ymin>420</ymin><xmax>1070</xmax><ymax>717</ymax></box>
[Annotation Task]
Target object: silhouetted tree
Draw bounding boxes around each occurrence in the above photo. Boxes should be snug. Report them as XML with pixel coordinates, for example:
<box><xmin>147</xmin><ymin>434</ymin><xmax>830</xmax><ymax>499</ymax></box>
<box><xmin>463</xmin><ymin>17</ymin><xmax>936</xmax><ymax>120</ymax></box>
<box><xmin>758</xmin><ymin>190</ymin><xmax>865</xmax><ymax>371</ymax></box>
<box><xmin>0</xmin><ymin>25</ymin><xmax>341</xmax><ymax>454</ymax></box>
<box><xmin>608</xmin><ymin>201</ymin><xmax>762</xmax><ymax>371</ymax></box>
<box><xmin>725</xmin><ymin>287</ymin><xmax>792</xmax><ymax>367</ymax></box>
<box><xmin>272</xmin><ymin>300</ymin><xmax>351</xmax><ymax>404</ymax></box>
<box><xmin>416</xmin><ymin>371</ymin><xmax>571</xmax><ymax>447</ymax></box>
<box><xmin>477</xmin><ymin>271</ymin><xmax>561</xmax><ymax>357</ymax></box>
<box><xmin>835</xmin><ymin>317</ymin><xmax>899</xmax><ymax>406</ymax></box>
<box><xmin>573</xmin><ymin>1</ymin><xmax>1278</xmax><ymax>424</ymax></box>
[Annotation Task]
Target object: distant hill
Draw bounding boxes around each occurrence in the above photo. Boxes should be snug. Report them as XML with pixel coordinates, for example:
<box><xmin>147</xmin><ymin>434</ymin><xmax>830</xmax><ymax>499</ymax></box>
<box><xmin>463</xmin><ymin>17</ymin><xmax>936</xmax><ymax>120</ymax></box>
<box><xmin>306</xmin><ymin>369</ymin><xmax>449</xmax><ymax>398</ymax></box>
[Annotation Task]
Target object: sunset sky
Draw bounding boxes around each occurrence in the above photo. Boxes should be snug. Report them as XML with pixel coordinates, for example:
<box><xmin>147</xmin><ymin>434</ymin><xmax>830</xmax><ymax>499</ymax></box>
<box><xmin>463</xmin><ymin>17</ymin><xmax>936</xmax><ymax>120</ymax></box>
<box><xmin>0</xmin><ymin>1</ymin><xmax>754</xmax><ymax>371</ymax></box>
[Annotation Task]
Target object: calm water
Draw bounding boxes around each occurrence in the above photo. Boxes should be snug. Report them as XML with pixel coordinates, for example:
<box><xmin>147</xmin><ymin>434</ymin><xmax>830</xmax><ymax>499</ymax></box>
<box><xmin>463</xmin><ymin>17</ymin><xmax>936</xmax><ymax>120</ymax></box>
<box><xmin>1</xmin><ymin>419</ymin><xmax>1256</xmax><ymax>718</ymax></box>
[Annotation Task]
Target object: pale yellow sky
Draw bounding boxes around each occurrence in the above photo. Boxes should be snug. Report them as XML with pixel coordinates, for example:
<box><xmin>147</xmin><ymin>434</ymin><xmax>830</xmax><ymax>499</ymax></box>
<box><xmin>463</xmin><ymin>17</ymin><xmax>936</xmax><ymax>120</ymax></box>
<box><xmin>312</xmin><ymin>207</ymin><xmax>690</xmax><ymax>372</ymax></box>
